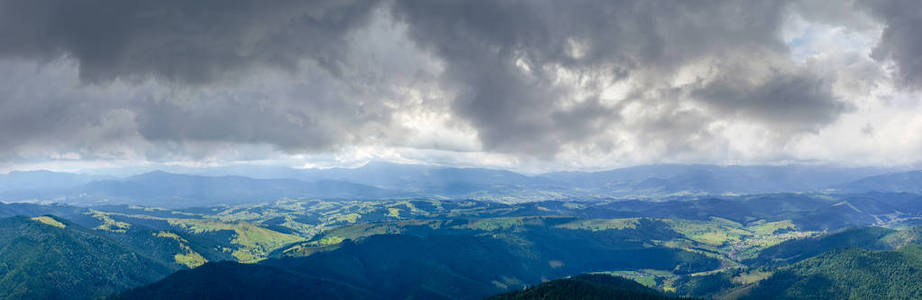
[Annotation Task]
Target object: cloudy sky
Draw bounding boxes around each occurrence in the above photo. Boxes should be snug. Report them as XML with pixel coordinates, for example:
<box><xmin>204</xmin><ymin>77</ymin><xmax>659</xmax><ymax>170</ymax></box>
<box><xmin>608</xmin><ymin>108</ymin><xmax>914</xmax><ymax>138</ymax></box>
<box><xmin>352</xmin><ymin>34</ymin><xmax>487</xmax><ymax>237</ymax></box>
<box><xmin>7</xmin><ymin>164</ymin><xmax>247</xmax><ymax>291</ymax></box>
<box><xmin>1</xmin><ymin>0</ymin><xmax>921</xmax><ymax>173</ymax></box>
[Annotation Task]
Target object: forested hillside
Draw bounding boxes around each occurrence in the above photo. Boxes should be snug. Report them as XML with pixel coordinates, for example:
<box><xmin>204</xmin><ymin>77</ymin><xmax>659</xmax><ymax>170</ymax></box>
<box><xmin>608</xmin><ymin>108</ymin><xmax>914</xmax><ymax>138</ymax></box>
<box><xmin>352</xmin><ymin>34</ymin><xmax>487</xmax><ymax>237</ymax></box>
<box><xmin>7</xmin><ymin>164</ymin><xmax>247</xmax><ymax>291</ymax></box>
<box><xmin>118</xmin><ymin>218</ymin><xmax>720</xmax><ymax>299</ymax></box>
<box><xmin>0</xmin><ymin>216</ymin><xmax>172</xmax><ymax>299</ymax></box>
<box><xmin>1</xmin><ymin>188</ymin><xmax>922</xmax><ymax>298</ymax></box>
<box><xmin>743</xmin><ymin>246</ymin><xmax>922</xmax><ymax>299</ymax></box>
<box><xmin>489</xmin><ymin>274</ymin><xmax>689</xmax><ymax>300</ymax></box>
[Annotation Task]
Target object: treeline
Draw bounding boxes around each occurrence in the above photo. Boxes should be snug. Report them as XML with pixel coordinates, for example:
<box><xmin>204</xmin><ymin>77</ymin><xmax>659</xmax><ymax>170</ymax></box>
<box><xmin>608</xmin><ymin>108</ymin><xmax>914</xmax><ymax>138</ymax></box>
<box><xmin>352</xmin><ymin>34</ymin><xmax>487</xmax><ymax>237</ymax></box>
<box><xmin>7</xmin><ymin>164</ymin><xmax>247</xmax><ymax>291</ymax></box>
<box><xmin>743</xmin><ymin>245</ymin><xmax>922</xmax><ymax>299</ymax></box>
<box><xmin>490</xmin><ymin>274</ymin><xmax>692</xmax><ymax>300</ymax></box>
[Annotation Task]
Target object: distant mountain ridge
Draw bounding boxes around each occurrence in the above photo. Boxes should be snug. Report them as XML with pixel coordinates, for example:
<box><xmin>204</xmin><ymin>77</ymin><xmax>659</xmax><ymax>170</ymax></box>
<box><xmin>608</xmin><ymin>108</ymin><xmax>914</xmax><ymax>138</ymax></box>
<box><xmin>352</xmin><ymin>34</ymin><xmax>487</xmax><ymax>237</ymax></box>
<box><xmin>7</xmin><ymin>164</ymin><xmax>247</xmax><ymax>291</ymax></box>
<box><xmin>0</xmin><ymin>170</ymin><xmax>112</xmax><ymax>193</ymax></box>
<box><xmin>2</xmin><ymin>171</ymin><xmax>399</xmax><ymax>207</ymax></box>
<box><xmin>0</xmin><ymin>163</ymin><xmax>914</xmax><ymax>208</ymax></box>
<box><xmin>834</xmin><ymin>170</ymin><xmax>922</xmax><ymax>194</ymax></box>
<box><xmin>541</xmin><ymin>164</ymin><xmax>894</xmax><ymax>195</ymax></box>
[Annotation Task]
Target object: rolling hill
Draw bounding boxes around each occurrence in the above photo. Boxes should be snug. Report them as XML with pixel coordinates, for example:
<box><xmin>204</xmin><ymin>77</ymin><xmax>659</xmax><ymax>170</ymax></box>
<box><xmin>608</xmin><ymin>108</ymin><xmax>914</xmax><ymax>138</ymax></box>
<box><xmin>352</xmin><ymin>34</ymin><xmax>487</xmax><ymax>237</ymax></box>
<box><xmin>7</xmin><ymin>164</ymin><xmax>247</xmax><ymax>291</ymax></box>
<box><xmin>742</xmin><ymin>245</ymin><xmax>922</xmax><ymax>299</ymax></box>
<box><xmin>0</xmin><ymin>216</ymin><xmax>172</xmax><ymax>299</ymax></box>
<box><xmin>746</xmin><ymin>226</ymin><xmax>917</xmax><ymax>266</ymax></box>
<box><xmin>114</xmin><ymin>261</ymin><xmax>370</xmax><ymax>300</ymax></box>
<box><xmin>118</xmin><ymin>217</ymin><xmax>720</xmax><ymax>299</ymax></box>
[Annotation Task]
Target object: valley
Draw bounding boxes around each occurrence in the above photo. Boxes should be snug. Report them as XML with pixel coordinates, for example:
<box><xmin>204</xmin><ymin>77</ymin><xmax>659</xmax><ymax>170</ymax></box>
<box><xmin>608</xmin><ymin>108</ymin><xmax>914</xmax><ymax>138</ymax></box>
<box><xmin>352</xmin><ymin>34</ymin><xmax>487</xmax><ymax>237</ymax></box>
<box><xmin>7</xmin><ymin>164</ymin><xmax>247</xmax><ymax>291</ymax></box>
<box><xmin>1</xmin><ymin>182</ymin><xmax>921</xmax><ymax>298</ymax></box>
<box><xmin>1</xmin><ymin>165</ymin><xmax>922</xmax><ymax>298</ymax></box>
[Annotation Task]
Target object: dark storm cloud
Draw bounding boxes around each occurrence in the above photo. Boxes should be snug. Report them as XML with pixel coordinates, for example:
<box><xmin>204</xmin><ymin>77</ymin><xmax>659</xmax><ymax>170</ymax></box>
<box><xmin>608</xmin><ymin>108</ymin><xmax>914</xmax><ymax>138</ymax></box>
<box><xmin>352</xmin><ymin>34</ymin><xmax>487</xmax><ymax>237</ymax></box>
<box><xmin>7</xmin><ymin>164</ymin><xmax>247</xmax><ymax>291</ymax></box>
<box><xmin>0</xmin><ymin>60</ymin><xmax>138</xmax><ymax>161</ymax></box>
<box><xmin>133</xmin><ymin>72</ymin><xmax>396</xmax><ymax>153</ymax></box>
<box><xmin>390</xmin><ymin>0</ymin><xmax>846</xmax><ymax>155</ymax></box>
<box><xmin>861</xmin><ymin>0</ymin><xmax>922</xmax><ymax>88</ymax></box>
<box><xmin>0</xmin><ymin>56</ymin><xmax>407</xmax><ymax>161</ymax></box>
<box><xmin>692</xmin><ymin>62</ymin><xmax>848</xmax><ymax>132</ymax></box>
<box><xmin>0</xmin><ymin>0</ymin><xmax>381</xmax><ymax>83</ymax></box>
<box><xmin>0</xmin><ymin>0</ymin><xmax>409</xmax><ymax>160</ymax></box>
<box><xmin>0</xmin><ymin>0</ymin><xmax>892</xmax><ymax>163</ymax></box>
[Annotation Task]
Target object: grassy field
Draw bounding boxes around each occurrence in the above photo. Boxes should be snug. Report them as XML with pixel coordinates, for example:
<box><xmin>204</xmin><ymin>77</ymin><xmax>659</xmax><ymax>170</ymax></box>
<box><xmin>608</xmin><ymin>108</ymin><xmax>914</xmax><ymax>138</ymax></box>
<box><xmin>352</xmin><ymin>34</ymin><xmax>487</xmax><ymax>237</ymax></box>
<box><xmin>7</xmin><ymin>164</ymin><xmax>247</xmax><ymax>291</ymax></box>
<box><xmin>555</xmin><ymin>218</ymin><xmax>640</xmax><ymax>231</ymax></box>
<box><xmin>153</xmin><ymin>231</ymin><xmax>208</xmax><ymax>268</ymax></box>
<box><xmin>88</xmin><ymin>210</ymin><xmax>304</xmax><ymax>263</ymax></box>
<box><xmin>78</xmin><ymin>199</ymin><xmax>823</xmax><ymax>276</ymax></box>
<box><xmin>31</xmin><ymin>216</ymin><xmax>67</xmax><ymax>228</ymax></box>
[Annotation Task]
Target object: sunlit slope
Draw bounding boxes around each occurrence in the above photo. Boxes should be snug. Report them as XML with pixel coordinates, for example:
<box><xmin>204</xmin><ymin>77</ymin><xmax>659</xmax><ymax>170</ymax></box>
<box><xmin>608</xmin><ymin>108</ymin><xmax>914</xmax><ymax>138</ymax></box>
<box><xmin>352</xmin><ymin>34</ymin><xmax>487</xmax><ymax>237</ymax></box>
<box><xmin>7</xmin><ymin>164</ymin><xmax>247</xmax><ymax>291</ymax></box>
<box><xmin>120</xmin><ymin>218</ymin><xmax>722</xmax><ymax>299</ymax></box>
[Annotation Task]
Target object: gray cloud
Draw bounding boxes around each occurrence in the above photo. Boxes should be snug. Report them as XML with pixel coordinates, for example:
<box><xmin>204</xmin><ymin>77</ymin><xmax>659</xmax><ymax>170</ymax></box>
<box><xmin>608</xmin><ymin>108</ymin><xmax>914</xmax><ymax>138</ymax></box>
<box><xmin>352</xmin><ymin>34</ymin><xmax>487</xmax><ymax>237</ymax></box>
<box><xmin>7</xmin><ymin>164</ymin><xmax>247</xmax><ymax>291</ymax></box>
<box><xmin>390</xmin><ymin>0</ymin><xmax>845</xmax><ymax>156</ymax></box>
<box><xmin>0</xmin><ymin>59</ymin><xmax>140</xmax><ymax>161</ymax></box>
<box><xmin>0</xmin><ymin>0</ymin><xmax>907</xmax><ymax>168</ymax></box>
<box><xmin>861</xmin><ymin>0</ymin><xmax>922</xmax><ymax>88</ymax></box>
<box><xmin>0</xmin><ymin>0</ymin><xmax>381</xmax><ymax>84</ymax></box>
<box><xmin>0</xmin><ymin>1</ymin><xmax>432</xmax><ymax>161</ymax></box>
<box><xmin>0</xmin><ymin>53</ymin><xmax>416</xmax><ymax>162</ymax></box>
<box><xmin>134</xmin><ymin>66</ymin><xmax>399</xmax><ymax>153</ymax></box>
<box><xmin>691</xmin><ymin>56</ymin><xmax>848</xmax><ymax>133</ymax></box>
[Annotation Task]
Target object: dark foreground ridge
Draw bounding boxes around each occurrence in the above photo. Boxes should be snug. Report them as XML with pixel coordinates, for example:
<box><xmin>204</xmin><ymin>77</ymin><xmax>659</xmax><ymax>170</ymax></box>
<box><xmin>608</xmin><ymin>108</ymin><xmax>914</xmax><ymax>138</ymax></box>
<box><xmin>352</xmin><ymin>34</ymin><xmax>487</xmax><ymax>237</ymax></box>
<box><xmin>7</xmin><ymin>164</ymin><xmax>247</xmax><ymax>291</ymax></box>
<box><xmin>113</xmin><ymin>261</ymin><xmax>371</xmax><ymax>299</ymax></box>
<box><xmin>0</xmin><ymin>216</ymin><xmax>171</xmax><ymax>299</ymax></box>
<box><xmin>489</xmin><ymin>274</ymin><xmax>691</xmax><ymax>300</ymax></box>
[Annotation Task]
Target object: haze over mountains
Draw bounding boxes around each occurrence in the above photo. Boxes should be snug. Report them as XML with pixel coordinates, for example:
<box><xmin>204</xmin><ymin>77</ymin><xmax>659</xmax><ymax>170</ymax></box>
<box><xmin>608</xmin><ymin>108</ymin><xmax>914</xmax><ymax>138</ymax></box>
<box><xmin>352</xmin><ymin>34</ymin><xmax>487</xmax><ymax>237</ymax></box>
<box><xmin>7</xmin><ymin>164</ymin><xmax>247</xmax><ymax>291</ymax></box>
<box><xmin>0</xmin><ymin>162</ymin><xmax>910</xmax><ymax>208</ymax></box>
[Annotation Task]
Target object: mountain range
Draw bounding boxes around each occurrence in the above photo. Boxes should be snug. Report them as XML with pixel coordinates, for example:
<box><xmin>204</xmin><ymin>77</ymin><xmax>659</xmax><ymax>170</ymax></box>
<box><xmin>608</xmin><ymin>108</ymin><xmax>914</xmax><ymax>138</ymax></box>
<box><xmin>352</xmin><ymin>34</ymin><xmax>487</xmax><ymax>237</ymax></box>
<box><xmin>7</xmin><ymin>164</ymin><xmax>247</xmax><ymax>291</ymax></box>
<box><xmin>1</xmin><ymin>190</ymin><xmax>922</xmax><ymax>298</ymax></box>
<box><xmin>0</xmin><ymin>163</ymin><xmax>915</xmax><ymax>208</ymax></box>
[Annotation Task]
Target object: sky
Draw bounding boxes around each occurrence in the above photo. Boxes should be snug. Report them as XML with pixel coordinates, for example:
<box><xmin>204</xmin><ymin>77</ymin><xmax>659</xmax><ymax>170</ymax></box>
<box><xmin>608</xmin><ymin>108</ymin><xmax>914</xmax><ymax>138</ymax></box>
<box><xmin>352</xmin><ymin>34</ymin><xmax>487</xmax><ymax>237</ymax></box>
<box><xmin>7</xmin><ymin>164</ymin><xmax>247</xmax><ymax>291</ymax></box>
<box><xmin>0</xmin><ymin>0</ymin><xmax>921</xmax><ymax>174</ymax></box>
